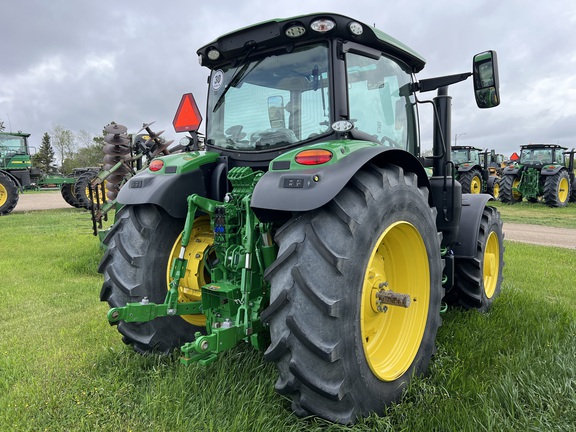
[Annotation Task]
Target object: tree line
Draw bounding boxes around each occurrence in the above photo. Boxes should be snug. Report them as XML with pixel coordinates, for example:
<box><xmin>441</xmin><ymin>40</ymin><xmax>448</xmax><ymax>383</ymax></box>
<box><xmin>33</xmin><ymin>125</ymin><xmax>109</xmax><ymax>175</ymax></box>
<box><xmin>0</xmin><ymin>118</ymin><xmax>111</xmax><ymax>175</ymax></box>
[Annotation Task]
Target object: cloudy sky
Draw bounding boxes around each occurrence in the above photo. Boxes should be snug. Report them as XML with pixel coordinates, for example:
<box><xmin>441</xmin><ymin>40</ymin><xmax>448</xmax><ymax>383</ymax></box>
<box><xmin>1</xmin><ymin>0</ymin><xmax>575</xmax><ymax>158</ymax></box>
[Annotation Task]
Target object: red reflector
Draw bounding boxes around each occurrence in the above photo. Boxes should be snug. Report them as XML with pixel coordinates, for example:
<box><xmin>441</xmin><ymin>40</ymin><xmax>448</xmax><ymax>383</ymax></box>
<box><xmin>149</xmin><ymin>159</ymin><xmax>164</xmax><ymax>172</ymax></box>
<box><xmin>295</xmin><ymin>149</ymin><xmax>333</xmax><ymax>165</ymax></box>
<box><xmin>173</xmin><ymin>93</ymin><xmax>203</xmax><ymax>133</ymax></box>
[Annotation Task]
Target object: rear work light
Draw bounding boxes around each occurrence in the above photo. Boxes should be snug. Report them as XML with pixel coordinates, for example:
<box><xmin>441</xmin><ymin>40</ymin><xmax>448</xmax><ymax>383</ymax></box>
<box><xmin>149</xmin><ymin>159</ymin><xmax>164</xmax><ymax>172</ymax></box>
<box><xmin>285</xmin><ymin>23</ymin><xmax>306</xmax><ymax>38</ymax></box>
<box><xmin>295</xmin><ymin>149</ymin><xmax>333</xmax><ymax>165</ymax></box>
<box><xmin>311</xmin><ymin>19</ymin><xmax>335</xmax><ymax>33</ymax></box>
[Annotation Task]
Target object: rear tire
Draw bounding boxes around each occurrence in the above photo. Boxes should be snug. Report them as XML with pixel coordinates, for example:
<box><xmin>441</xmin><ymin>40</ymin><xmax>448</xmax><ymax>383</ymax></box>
<box><xmin>459</xmin><ymin>169</ymin><xmax>482</xmax><ymax>194</ymax></box>
<box><xmin>543</xmin><ymin>170</ymin><xmax>570</xmax><ymax>207</ymax></box>
<box><xmin>499</xmin><ymin>174</ymin><xmax>522</xmax><ymax>203</ymax></box>
<box><xmin>0</xmin><ymin>172</ymin><xmax>19</xmax><ymax>215</ymax></box>
<box><xmin>446</xmin><ymin>206</ymin><xmax>504</xmax><ymax>312</ymax></box>
<box><xmin>99</xmin><ymin>204</ymin><xmax>205</xmax><ymax>354</ymax></box>
<box><xmin>263</xmin><ymin>164</ymin><xmax>443</xmax><ymax>424</ymax></box>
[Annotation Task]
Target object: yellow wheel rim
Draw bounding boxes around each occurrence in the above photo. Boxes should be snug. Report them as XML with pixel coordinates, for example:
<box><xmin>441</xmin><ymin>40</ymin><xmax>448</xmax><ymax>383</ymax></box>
<box><xmin>493</xmin><ymin>181</ymin><xmax>500</xmax><ymax>199</ymax></box>
<box><xmin>360</xmin><ymin>221</ymin><xmax>429</xmax><ymax>382</ymax></box>
<box><xmin>0</xmin><ymin>183</ymin><xmax>7</xmax><ymax>207</ymax></box>
<box><xmin>470</xmin><ymin>175</ymin><xmax>482</xmax><ymax>194</ymax></box>
<box><xmin>166</xmin><ymin>216</ymin><xmax>212</xmax><ymax>326</ymax></box>
<box><xmin>512</xmin><ymin>178</ymin><xmax>522</xmax><ymax>200</ymax></box>
<box><xmin>483</xmin><ymin>231</ymin><xmax>500</xmax><ymax>298</ymax></box>
<box><xmin>558</xmin><ymin>177</ymin><xmax>569</xmax><ymax>203</ymax></box>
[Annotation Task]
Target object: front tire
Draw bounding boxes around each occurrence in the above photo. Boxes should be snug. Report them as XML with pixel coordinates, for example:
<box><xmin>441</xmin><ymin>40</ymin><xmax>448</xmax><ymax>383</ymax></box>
<box><xmin>263</xmin><ymin>164</ymin><xmax>443</xmax><ymax>424</ymax></box>
<box><xmin>447</xmin><ymin>206</ymin><xmax>504</xmax><ymax>312</ymax></box>
<box><xmin>99</xmin><ymin>204</ymin><xmax>206</xmax><ymax>354</ymax></box>
<box><xmin>0</xmin><ymin>172</ymin><xmax>19</xmax><ymax>215</ymax></box>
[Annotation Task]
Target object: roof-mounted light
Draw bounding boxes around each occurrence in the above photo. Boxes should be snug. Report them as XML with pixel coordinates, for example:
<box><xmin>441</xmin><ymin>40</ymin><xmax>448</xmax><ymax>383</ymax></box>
<box><xmin>311</xmin><ymin>19</ymin><xmax>335</xmax><ymax>33</ymax></box>
<box><xmin>332</xmin><ymin>120</ymin><xmax>354</xmax><ymax>132</ymax></box>
<box><xmin>207</xmin><ymin>48</ymin><xmax>220</xmax><ymax>61</ymax></box>
<box><xmin>285</xmin><ymin>24</ymin><xmax>306</xmax><ymax>38</ymax></box>
<box><xmin>348</xmin><ymin>21</ymin><xmax>363</xmax><ymax>36</ymax></box>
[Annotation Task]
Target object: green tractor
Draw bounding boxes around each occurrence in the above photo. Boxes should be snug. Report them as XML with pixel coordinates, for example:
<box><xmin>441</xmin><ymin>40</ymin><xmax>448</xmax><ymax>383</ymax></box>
<box><xmin>499</xmin><ymin>143</ymin><xmax>574</xmax><ymax>207</ymax></box>
<box><xmin>0</xmin><ymin>130</ymin><xmax>103</xmax><ymax>214</ymax></box>
<box><xmin>451</xmin><ymin>145</ymin><xmax>500</xmax><ymax>197</ymax></box>
<box><xmin>99</xmin><ymin>13</ymin><xmax>504</xmax><ymax>424</ymax></box>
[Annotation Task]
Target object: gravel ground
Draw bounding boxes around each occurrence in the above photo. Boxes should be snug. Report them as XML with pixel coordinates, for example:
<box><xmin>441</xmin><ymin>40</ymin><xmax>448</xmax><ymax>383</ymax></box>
<box><xmin>13</xmin><ymin>190</ymin><xmax>72</xmax><ymax>212</ymax></box>
<box><xmin>9</xmin><ymin>192</ymin><xmax>576</xmax><ymax>249</ymax></box>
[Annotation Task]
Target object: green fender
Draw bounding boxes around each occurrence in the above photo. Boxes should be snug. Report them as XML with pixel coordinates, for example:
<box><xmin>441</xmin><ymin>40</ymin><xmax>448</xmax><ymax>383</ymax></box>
<box><xmin>457</xmin><ymin>163</ymin><xmax>481</xmax><ymax>173</ymax></box>
<box><xmin>116</xmin><ymin>151</ymin><xmax>220</xmax><ymax>218</ymax></box>
<box><xmin>251</xmin><ymin>140</ymin><xmax>429</xmax><ymax>221</ymax></box>
<box><xmin>502</xmin><ymin>164</ymin><xmax>521</xmax><ymax>176</ymax></box>
<box><xmin>539</xmin><ymin>165</ymin><xmax>566</xmax><ymax>176</ymax></box>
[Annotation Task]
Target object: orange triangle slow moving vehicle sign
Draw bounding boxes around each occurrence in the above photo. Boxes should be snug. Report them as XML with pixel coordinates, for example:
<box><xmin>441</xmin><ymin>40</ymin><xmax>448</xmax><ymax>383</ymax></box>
<box><xmin>173</xmin><ymin>93</ymin><xmax>203</xmax><ymax>133</ymax></box>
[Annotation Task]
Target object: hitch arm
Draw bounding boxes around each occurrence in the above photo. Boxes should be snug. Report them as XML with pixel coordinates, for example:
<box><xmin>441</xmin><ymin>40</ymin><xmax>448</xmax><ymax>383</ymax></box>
<box><xmin>107</xmin><ymin>299</ymin><xmax>202</xmax><ymax>323</ymax></box>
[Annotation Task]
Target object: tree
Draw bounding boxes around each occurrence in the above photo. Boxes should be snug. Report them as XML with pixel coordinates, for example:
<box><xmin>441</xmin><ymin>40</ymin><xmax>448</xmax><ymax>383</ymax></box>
<box><xmin>0</xmin><ymin>119</ymin><xmax>5</xmax><ymax>131</ymax></box>
<box><xmin>51</xmin><ymin>124</ymin><xmax>77</xmax><ymax>170</ymax></box>
<box><xmin>31</xmin><ymin>132</ymin><xmax>56</xmax><ymax>174</ymax></box>
<box><xmin>53</xmin><ymin>122</ymin><xmax>121</xmax><ymax>173</ymax></box>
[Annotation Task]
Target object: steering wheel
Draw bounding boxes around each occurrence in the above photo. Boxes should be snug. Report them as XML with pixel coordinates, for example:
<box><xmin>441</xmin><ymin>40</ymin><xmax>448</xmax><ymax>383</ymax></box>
<box><xmin>380</xmin><ymin>135</ymin><xmax>399</xmax><ymax>148</ymax></box>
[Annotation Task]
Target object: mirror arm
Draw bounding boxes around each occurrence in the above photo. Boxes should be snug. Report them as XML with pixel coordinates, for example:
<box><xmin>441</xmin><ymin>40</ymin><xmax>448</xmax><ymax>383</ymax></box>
<box><xmin>415</xmin><ymin>72</ymin><xmax>472</xmax><ymax>93</ymax></box>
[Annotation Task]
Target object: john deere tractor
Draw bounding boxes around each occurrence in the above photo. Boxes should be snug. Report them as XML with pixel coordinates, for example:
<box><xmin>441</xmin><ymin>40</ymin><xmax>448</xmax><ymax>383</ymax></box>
<box><xmin>0</xmin><ymin>130</ymin><xmax>103</xmax><ymax>214</ymax></box>
<box><xmin>500</xmin><ymin>143</ymin><xmax>574</xmax><ymax>207</ymax></box>
<box><xmin>99</xmin><ymin>13</ymin><xmax>504</xmax><ymax>424</ymax></box>
<box><xmin>451</xmin><ymin>145</ymin><xmax>500</xmax><ymax>197</ymax></box>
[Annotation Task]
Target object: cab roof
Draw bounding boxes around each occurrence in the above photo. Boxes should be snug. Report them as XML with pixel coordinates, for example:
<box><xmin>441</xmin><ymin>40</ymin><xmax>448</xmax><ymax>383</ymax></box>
<box><xmin>520</xmin><ymin>143</ymin><xmax>567</xmax><ymax>150</ymax></box>
<box><xmin>197</xmin><ymin>13</ymin><xmax>426</xmax><ymax>73</ymax></box>
<box><xmin>0</xmin><ymin>131</ymin><xmax>30</xmax><ymax>138</ymax></box>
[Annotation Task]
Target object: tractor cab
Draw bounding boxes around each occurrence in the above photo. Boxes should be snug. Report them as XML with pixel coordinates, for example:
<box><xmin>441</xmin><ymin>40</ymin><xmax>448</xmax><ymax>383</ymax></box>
<box><xmin>0</xmin><ymin>132</ymin><xmax>32</xmax><ymax>170</ymax></box>
<box><xmin>518</xmin><ymin>144</ymin><xmax>565</xmax><ymax>167</ymax></box>
<box><xmin>192</xmin><ymin>14</ymin><xmax>426</xmax><ymax>170</ymax></box>
<box><xmin>451</xmin><ymin>146</ymin><xmax>482</xmax><ymax>166</ymax></box>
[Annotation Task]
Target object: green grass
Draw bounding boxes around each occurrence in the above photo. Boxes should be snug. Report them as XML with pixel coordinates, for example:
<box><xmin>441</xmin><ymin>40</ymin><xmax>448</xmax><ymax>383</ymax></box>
<box><xmin>0</xmin><ymin>207</ymin><xmax>575</xmax><ymax>431</ymax></box>
<box><xmin>490</xmin><ymin>200</ymin><xmax>576</xmax><ymax>229</ymax></box>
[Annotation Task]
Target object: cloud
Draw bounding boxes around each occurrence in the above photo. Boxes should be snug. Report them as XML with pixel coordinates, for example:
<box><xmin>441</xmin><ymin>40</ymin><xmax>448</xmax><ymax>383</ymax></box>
<box><xmin>1</xmin><ymin>0</ymin><xmax>575</xmax><ymax>160</ymax></box>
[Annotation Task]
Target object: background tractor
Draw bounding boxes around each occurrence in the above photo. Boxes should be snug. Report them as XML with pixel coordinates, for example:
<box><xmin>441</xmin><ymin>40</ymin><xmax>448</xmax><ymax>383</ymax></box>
<box><xmin>0</xmin><ymin>130</ymin><xmax>102</xmax><ymax>214</ymax></box>
<box><xmin>451</xmin><ymin>145</ymin><xmax>501</xmax><ymax>197</ymax></box>
<box><xmin>99</xmin><ymin>13</ymin><xmax>504</xmax><ymax>424</ymax></box>
<box><xmin>499</xmin><ymin>143</ymin><xmax>574</xmax><ymax>207</ymax></box>
<box><xmin>480</xmin><ymin>149</ymin><xmax>505</xmax><ymax>190</ymax></box>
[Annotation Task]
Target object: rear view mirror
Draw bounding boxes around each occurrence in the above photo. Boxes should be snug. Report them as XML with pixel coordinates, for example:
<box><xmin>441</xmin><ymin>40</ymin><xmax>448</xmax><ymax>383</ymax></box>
<box><xmin>473</xmin><ymin>51</ymin><xmax>500</xmax><ymax>109</ymax></box>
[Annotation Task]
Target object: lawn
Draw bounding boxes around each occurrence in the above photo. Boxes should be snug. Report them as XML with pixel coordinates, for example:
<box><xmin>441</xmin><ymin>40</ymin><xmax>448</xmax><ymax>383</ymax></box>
<box><xmin>490</xmin><ymin>200</ymin><xmax>576</xmax><ymax>229</ymax></box>
<box><xmin>0</xmin><ymin>205</ymin><xmax>574</xmax><ymax>431</ymax></box>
